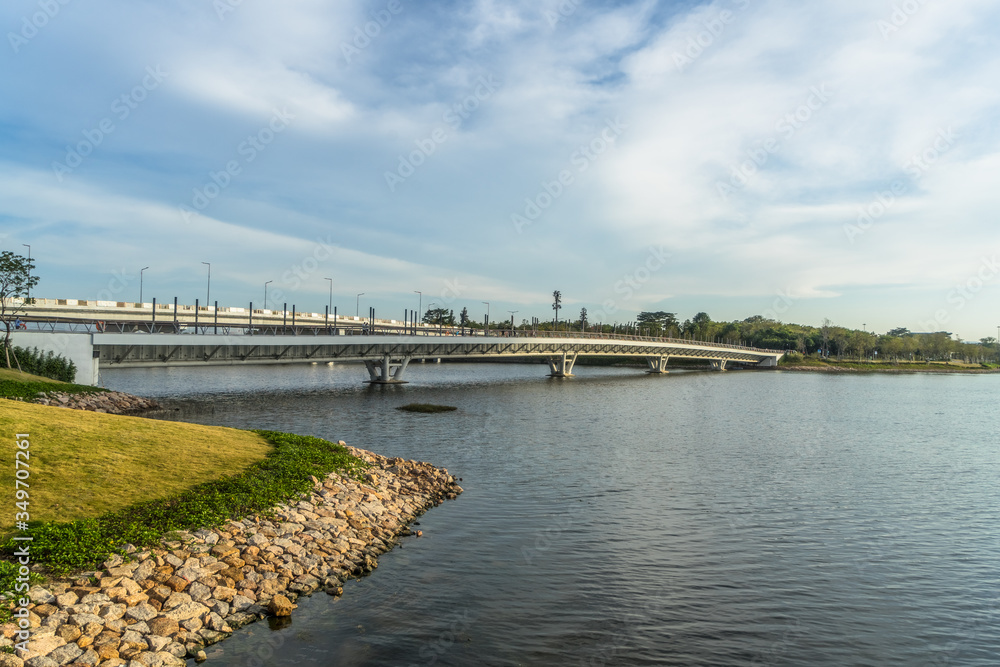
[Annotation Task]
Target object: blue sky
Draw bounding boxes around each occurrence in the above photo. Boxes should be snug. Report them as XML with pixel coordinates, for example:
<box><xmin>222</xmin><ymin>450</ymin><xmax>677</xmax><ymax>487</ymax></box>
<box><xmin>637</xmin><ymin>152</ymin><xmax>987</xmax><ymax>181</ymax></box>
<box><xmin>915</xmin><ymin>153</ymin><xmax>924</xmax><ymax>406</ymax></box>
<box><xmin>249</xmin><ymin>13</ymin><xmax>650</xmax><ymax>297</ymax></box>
<box><xmin>2</xmin><ymin>0</ymin><xmax>1000</xmax><ymax>339</ymax></box>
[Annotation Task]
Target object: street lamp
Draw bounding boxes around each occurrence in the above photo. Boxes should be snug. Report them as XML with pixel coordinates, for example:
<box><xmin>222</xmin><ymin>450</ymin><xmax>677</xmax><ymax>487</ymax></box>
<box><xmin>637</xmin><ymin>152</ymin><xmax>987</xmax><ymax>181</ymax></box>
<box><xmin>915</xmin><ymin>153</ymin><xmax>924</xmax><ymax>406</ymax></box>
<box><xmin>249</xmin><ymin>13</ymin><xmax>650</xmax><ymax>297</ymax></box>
<box><xmin>325</xmin><ymin>278</ymin><xmax>333</xmax><ymax>315</ymax></box>
<box><xmin>264</xmin><ymin>280</ymin><xmax>272</xmax><ymax>309</ymax></box>
<box><xmin>414</xmin><ymin>290</ymin><xmax>422</xmax><ymax>321</ymax></box>
<box><xmin>201</xmin><ymin>262</ymin><xmax>211</xmax><ymax>305</ymax></box>
<box><xmin>508</xmin><ymin>310</ymin><xmax>518</xmax><ymax>331</ymax></box>
<box><xmin>356</xmin><ymin>293</ymin><xmax>365</xmax><ymax>317</ymax></box>
<box><xmin>482</xmin><ymin>301</ymin><xmax>490</xmax><ymax>334</ymax></box>
<box><xmin>140</xmin><ymin>266</ymin><xmax>149</xmax><ymax>303</ymax></box>
<box><xmin>21</xmin><ymin>245</ymin><xmax>30</xmax><ymax>300</ymax></box>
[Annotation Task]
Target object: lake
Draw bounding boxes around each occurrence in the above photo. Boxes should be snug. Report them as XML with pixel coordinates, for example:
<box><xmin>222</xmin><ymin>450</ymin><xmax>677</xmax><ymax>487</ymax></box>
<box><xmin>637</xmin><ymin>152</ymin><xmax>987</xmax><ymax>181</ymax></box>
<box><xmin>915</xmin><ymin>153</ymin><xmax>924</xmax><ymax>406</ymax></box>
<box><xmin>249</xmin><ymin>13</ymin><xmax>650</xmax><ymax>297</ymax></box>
<box><xmin>102</xmin><ymin>362</ymin><xmax>1000</xmax><ymax>666</ymax></box>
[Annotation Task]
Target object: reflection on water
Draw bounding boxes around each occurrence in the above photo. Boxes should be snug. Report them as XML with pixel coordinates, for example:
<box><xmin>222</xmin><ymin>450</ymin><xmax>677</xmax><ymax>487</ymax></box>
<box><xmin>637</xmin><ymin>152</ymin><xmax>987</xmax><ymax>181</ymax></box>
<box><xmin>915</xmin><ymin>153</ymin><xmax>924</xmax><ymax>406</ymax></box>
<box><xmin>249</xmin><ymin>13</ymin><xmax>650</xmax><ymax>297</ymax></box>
<box><xmin>102</xmin><ymin>364</ymin><xmax>1000</xmax><ymax>666</ymax></box>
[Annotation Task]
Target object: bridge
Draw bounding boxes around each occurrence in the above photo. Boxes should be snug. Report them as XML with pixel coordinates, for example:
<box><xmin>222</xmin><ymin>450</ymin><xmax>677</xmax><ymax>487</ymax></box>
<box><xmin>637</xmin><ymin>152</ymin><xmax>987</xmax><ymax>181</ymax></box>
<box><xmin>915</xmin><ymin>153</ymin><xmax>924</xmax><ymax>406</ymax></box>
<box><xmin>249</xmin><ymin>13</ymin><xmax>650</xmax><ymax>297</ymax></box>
<box><xmin>7</xmin><ymin>299</ymin><xmax>785</xmax><ymax>385</ymax></box>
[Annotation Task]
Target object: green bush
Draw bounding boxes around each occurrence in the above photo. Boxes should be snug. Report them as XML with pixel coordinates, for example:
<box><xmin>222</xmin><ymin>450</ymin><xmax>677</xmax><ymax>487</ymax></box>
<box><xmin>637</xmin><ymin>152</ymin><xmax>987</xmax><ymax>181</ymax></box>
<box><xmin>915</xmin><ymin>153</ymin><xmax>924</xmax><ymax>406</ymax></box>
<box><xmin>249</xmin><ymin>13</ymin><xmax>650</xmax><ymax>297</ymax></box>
<box><xmin>6</xmin><ymin>346</ymin><xmax>77</xmax><ymax>382</ymax></box>
<box><xmin>0</xmin><ymin>430</ymin><xmax>368</xmax><ymax>586</ymax></box>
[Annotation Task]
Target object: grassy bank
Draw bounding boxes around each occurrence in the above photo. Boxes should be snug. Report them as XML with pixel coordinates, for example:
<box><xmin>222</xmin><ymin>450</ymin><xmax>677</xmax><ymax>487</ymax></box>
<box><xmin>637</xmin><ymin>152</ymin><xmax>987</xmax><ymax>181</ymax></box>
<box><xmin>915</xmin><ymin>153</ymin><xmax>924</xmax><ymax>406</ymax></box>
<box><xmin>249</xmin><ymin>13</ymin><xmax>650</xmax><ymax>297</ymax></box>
<box><xmin>0</xmin><ymin>402</ymin><xmax>369</xmax><ymax>585</ymax></box>
<box><xmin>0</xmin><ymin>367</ymin><xmax>105</xmax><ymax>401</ymax></box>
<box><xmin>778</xmin><ymin>356</ymin><xmax>998</xmax><ymax>373</ymax></box>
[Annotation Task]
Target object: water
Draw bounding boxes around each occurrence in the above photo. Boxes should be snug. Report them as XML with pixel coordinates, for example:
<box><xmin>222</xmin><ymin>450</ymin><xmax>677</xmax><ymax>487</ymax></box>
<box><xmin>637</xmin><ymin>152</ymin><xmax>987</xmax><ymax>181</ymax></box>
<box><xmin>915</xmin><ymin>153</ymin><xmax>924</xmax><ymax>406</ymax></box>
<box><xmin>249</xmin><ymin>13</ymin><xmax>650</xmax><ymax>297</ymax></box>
<box><xmin>102</xmin><ymin>363</ymin><xmax>1000</xmax><ymax>666</ymax></box>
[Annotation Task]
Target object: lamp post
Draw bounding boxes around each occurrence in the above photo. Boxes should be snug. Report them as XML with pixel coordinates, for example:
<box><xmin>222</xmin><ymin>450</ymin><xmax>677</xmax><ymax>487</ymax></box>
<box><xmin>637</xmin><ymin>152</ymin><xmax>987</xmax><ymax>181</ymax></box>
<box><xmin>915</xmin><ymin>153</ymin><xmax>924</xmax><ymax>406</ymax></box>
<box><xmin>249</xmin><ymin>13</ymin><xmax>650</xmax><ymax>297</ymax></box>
<box><xmin>140</xmin><ymin>266</ymin><xmax>149</xmax><ymax>303</ymax></box>
<box><xmin>356</xmin><ymin>293</ymin><xmax>364</xmax><ymax>317</ymax></box>
<box><xmin>201</xmin><ymin>262</ymin><xmax>211</xmax><ymax>305</ymax></box>
<box><xmin>21</xmin><ymin>245</ymin><xmax>30</xmax><ymax>301</ymax></box>
<box><xmin>264</xmin><ymin>280</ymin><xmax>272</xmax><ymax>309</ymax></box>
<box><xmin>482</xmin><ymin>301</ymin><xmax>490</xmax><ymax>335</ymax></box>
<box><xmin>414</xmin><ymin>290</ymin><xmax>422</xmax><ymax>322</ymax></box>
<box><xmin>325</xmin><ymin>278</ymin><xmax>333</xmax><ymax>316</ymax></box>
<box><xmin>508</xmin><ymin>310</ymin><xmax>518</xmax><ymax>332</ymax></box>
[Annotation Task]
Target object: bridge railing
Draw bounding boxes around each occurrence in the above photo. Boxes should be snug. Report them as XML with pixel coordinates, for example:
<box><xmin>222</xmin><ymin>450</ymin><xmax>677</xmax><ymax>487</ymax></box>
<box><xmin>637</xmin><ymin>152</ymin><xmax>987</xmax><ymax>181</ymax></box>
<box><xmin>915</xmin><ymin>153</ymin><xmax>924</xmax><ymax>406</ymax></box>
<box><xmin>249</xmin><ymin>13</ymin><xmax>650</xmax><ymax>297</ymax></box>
<box><xmin>17</xmin><ymin>316</ymin><xmax>784</xmax><ymax>355</ymax></box>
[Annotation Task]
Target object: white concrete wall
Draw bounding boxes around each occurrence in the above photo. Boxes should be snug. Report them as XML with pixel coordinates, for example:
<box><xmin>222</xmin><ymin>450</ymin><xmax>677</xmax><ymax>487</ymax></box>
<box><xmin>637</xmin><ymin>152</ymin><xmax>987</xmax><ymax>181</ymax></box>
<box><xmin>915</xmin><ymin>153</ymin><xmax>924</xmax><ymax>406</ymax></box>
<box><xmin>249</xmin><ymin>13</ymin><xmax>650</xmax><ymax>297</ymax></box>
<box><xmin>8</xmin><ymin>332</ymin><xmax>98</xmax><ymax>385</ymax></box>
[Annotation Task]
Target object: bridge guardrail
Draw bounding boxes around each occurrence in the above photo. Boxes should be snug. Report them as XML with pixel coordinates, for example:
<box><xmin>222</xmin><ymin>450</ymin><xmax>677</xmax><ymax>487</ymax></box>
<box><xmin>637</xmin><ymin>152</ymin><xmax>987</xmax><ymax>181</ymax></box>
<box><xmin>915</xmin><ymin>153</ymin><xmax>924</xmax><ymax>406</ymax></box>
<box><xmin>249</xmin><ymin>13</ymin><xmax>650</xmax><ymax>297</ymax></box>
<box><xmin>17</xmin><ymin>316</ymin><xmax>784</xmax><ymax>355</ymax></box>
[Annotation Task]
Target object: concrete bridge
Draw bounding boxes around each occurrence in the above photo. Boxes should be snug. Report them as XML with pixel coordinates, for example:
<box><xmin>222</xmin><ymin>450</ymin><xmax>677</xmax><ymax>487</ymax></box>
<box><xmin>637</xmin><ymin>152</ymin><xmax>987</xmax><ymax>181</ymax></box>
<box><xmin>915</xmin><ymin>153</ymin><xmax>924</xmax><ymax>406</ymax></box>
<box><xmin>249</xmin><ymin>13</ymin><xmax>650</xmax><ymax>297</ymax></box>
<box><xmin>10</xmin><ymin>329</ymin><xmax>784</xmax><ymax>386</ymax></box>
<box><xmin>7</xmin><ymin>297</ymin><xmax>784</xmax><ymax>385</ymax></box>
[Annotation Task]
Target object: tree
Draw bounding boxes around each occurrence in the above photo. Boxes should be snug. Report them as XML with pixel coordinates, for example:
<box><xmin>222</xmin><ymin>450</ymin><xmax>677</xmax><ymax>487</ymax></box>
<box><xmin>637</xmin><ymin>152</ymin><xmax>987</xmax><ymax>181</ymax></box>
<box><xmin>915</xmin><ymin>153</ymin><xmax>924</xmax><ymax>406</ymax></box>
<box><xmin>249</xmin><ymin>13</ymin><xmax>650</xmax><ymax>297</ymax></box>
<box><xmin>0</xmin><ymin>251</ymin><xmax>39</xmax><ymax>369</ymax></box>
<box><xmin>552</xmin><ymin>290</ymin><xmax>562</xmax><ymax>328</ymax></box>
<box><xmin>459</xmin><ymin>307</ymin><xmax>469</xmax><ymax>326</ymax></box>
<box><xmin>637</xmin><ymin>311</ymin><xmax>678</xmax><ymax>337</ymax></box>
<box><xmin>820</xmin><ymin>318</ymin><xmax>832</xmax><ymax>356</ymax></box>
<box><xmin>422</xmin><ymin>307</ymin><xmax>453</xmax><ymax>326</ymax></box>
<box><xmin>579</xmin><ymin>307</ymin><xmax>588</xmax><ymax>331</ymax></box>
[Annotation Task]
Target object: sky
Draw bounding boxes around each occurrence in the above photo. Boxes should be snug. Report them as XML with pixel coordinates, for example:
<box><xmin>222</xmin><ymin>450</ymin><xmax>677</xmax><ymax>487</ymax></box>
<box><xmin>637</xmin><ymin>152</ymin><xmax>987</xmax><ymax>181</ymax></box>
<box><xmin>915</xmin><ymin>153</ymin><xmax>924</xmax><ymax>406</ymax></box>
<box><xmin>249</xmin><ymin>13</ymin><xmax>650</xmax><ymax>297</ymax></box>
<box><xmin>2</xmin><ymin>0</ymin><xmax>1000</xmax><ymax>339</ymax></box>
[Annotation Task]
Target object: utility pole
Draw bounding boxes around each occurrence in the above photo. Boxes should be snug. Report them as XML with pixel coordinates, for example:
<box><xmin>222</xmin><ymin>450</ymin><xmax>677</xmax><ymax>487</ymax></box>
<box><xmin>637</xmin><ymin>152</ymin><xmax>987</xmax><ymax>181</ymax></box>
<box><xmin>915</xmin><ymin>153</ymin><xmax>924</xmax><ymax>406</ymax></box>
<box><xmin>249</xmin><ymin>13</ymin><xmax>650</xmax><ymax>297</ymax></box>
<box><xmin>201</xmin><ymin>262</ymin><xmax>211</xmax><ymax>305</ymax></box>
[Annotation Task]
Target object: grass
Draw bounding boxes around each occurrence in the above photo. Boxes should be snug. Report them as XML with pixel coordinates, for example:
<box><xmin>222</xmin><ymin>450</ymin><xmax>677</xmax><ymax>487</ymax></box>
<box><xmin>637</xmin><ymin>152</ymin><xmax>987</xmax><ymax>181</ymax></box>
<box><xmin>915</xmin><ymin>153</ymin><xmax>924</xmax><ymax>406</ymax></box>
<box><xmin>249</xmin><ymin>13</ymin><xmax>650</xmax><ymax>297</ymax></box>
<box><xmin>0</xmin><ymin>367</ymin><xmax>106</xmax><ymax>401</ymax></box>
<box><xmin>779</xmin><ymin>356</ymin><xmax>995</xmax><ymax>372</ymax></box>
<box><xmin>0</xmin><ymin>403</ymin><xmax>369</xmax><ymax>586</ymax></box>
<box><xmin>0</xmin><ymin>401</ymin><xmax>273</xmax><ymax>532</ymax></box>
<box><xmin>397</xmin><ymin>403</ymin><xmax>458</xmax><ymax>413</ymax></box>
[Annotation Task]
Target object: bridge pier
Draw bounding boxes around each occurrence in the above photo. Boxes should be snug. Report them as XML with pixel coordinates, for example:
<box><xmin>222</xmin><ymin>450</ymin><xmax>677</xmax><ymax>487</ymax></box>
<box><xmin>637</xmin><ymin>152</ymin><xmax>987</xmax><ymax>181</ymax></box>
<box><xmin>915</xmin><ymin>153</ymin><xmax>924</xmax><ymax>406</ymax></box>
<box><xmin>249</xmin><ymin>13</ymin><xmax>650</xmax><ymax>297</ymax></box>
<box><xmin>547</xmin><ymin>352</ymin><xmax>578</xmax><ymax>378</ymax></box>
<box><xmin>710</xmin><ymin>360</ymin><xmax>728</xmax><ymax>371</ymax></box>
<box><xmin>364</xmin><ymin>354</ymin><xmax>412</xmax><ymax>384</ymax></box>
<box><xmin>646</xmin><ymin>356</ymin><xmax>670</xmax><ymax>374</ymax></box>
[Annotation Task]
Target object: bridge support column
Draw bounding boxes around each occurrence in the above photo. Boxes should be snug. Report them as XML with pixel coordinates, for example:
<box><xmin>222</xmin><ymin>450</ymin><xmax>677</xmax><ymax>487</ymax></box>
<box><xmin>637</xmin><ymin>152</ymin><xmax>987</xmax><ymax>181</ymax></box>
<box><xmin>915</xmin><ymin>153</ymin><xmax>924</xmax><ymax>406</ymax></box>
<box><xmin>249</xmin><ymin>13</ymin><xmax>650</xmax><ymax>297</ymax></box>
<box><xmin>547</xmin><ymin>352</ymin><xmax>577</xmax><ymax>378</ymax></box>
<box><xmin>646</xmin><ymin>356</ymin><xmax>670</xmax><ymax>374</ymax></box>
<box><xmin>364</xmin><ymin>354</ymin><xmax>412</xmax><ymax>384</ymax></box>
<box><xmin>710</xmin><ymin>360</ymin><xmax>728</xmax><ymax>371</ymax></box>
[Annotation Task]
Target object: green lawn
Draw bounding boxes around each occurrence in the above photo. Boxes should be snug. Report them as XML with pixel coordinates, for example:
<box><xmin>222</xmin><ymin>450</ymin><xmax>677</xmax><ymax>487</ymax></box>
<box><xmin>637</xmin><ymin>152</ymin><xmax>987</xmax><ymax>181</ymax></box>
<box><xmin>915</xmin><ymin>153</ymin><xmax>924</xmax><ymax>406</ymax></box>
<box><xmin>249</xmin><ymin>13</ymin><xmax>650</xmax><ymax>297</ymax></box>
<box><xmin>0</xmin><ymin>401</ymin><xmax>273</xmax><ymax>530</ymax></box>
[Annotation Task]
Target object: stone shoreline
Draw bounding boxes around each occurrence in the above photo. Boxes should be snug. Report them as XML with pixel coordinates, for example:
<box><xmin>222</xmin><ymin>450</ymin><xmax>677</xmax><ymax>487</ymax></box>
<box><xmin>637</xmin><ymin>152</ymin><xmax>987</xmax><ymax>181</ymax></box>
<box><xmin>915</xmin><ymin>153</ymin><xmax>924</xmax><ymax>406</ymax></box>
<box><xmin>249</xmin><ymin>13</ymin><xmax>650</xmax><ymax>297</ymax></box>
<box><xmin>31</xmin><ymin>391</ymin><xmax>160</xmax><ymax>414</ymax></box>
<box><xmin>2</xmin><ymin>444</ymin><xmax>462</xmax><ymax>667</ymax></box>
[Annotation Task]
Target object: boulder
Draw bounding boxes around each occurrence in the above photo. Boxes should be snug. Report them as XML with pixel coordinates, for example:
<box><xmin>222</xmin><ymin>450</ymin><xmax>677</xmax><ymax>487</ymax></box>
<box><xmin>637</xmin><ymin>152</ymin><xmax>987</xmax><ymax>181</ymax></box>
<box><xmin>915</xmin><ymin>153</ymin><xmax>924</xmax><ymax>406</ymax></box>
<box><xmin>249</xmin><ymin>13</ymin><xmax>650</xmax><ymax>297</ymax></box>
<box><xmin>266</xmin><ymin>595</ymin><xmax>296</xmax><ymax>617</ymax></box>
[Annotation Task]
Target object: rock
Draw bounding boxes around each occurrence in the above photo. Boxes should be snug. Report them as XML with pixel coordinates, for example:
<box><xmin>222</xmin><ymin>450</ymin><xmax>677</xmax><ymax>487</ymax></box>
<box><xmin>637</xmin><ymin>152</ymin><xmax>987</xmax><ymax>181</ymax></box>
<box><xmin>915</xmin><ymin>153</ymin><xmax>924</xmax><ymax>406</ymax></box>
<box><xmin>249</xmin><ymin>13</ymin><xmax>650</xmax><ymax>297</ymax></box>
<box><xmin>267</xmin><ymin>595</ymin><xmax>296</xmax><ymax>617</ymax></box>
<box><xmin>124</xmin><ymin>603</ymin><xmax>158</xmax><ymax>622</ymax></box>
<box><xmin>194</xmin><ymin>650</ymin><xmax>207</xmax><ymax>663</ymax></box>
<box><xmin>24</xmin><ymin>657</ymin><xmax>57</xmax><ymax>667</ymax></box>
<box><xmin>95</xmin><ymin>642</ymin><xmax>119</xmax><ymax>660</ymax></box>
<box><xmin>162</xmin><ymin>602</ymin><xmax>208</xmax><ymax>622</ymax></box>
<box><xmin>132</xmin><ymin>561</ymin><xmax>156</xmax><ymax>583</ymax></box>
<box><xmin>230</xmin><ymin>595</ymin><xmax>253</xmax><ymax>613</ymax></box>
<box><xmin>211</xmin><ymin>586</ymin><xmax>237</xmax><ymax>603</ymax></box>
<box><xmin>54</xmin><ymin>625</ymin><xmax>81</xmax><ymax>643</ymax></box>
<box><xmin>116</xmin><ymin>642</ymin><xmax>147</xmax><ymax>660</ymax></box>
<box><xmin>164</xmin><ymin>577</ymin><xmax>189</xmax><ymax>593</ymax></box>
<box><xmin>185</xmin><ymin>582</ymin><xmax>211</xmax><ymax>603</ymax></box>
<box><xmin>45</xmin><ymin>642</ymin><xmax>83</xmax><ymax>665</ymax></box>
<box><xmin>99</xmin><ymin>603</ymin><xmax>126</xmax><ymax>621</ymax></box>
<box><xmin>31</xmin><ymin>605</ymin><xmax>58</xmax><ymax>619</ymax></box>
<box><xmin>74</xmin><ymin>649</ymin><xmax>99</xmax><ymax>666</ymax></box>
<box><xmin>173</xmin><ymin>568</ymin><xmax>205</xmax><ymax>583</ymax></box>
<box><xmin>147</xmin><ymin>617</ymin><xmax>179</xmax><ymax>638</ymax></box>
<box><xmin>28</xmin><ymin>588</ymin><xmax>56</xmax><ymax>605</ymax></box>
<box><xmin>145</xmin><ymin>635</ymin><xmax>170</xmax><ymax>652</ymax></box>
<box><xmin>102</xmin><ymin>554</ymin><xmax>124</xmax><ymax>569</ymax></box>
<box><xmin>161</xmin><ymin>592</ymin><xmax>191</xmax><ymax>610</ymax></box>
<box><xmin>54</xmin><ymin>593</ymin><xmax>78</xmax><ymax>609</ymax></box>
<box><xmin>209</xmin><ymin>600</ymin><xmax>229</xmax><ymax>618</ymax></box>
<box><xmin>0</xmin><ymin>653</ymin><xmax>24</xmax><ymax>667</ymax></box>
<box><xmin>22</xmin><ymin>636</ymin><xmax>66</xmax><ymax>661</ymax></box>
